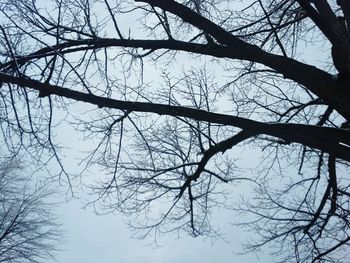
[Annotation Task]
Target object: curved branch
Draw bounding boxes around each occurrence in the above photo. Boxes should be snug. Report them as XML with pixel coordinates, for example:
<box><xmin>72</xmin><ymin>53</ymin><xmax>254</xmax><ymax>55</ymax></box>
<box><xmin>177</xmin><ymin>130</ymin><xmax>255</xmax><ymax>198</ymax></box>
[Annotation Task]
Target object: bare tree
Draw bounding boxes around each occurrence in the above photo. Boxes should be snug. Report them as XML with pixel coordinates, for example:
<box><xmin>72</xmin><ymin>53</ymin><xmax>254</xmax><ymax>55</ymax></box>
<box><xmin>0</xmin><ymin>157</ymin><xmax>61</xmax><ymax>263</ymax></box>
<box><xmin>0</xmin><ymin>0</ymin><xmax>349</xmax><ymax>261</ymax></box>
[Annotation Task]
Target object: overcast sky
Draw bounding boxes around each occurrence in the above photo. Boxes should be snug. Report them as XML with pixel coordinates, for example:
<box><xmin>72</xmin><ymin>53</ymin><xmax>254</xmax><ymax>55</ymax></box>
<box><xmin>48</xmin><ymin>196</ymin><xmax>273</xmax><ymax>263</ymax></box>
<box><xmin>46</xmin><ymin>120</ymin><xmax>274</xmax><ymax>263</ymax></box>
<box><xmin>1</xmin><ymin>1</ymin><xmax>330</xmax><ymax>262</ymax></box>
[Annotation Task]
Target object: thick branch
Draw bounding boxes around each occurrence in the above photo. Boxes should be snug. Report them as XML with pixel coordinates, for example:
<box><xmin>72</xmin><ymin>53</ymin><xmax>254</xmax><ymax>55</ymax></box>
<box><xmin>297</xmin><ymin>0</ymin><xmax>350</xmax><ymax>46</ymax></box>
<box><xmin>337</xmin><ymin>0</ymin><xmax>350</xmax><ymax>24</ymax></box>
<box><xmin>135</xmin><ymin>0</ymin><xmax>244</xmax><ymax>47</ymax></box>
<box><xmin>136</xmin><ymin>0</ymin><xmax>350</xmax><ymax>120</ymax></box>
<box><xmin>2</xmin><ymin>37</ymin><xmax>350</xmax><ymax>120</ymax></box>
<box><xmin>1</xmin><ymin>72</ymin><xmax>350</xmax><ymax>162</ymax></box>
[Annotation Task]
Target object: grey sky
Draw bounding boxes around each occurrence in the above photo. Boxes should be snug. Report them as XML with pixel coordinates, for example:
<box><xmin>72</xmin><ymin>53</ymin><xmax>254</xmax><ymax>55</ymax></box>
<box><xmin>1</xmin><ymin>0</ymin><xmax>341</xmax><ymax>262</ymax></box>
<box><xmin>48</xmin><ymin>115</ymin><xmax>271</xmax><ymax>262</ymax></box>
<box><xmin>49</xmin><ymin>197</ymin><xmax>272</xmax><ymax>263</ymax></box>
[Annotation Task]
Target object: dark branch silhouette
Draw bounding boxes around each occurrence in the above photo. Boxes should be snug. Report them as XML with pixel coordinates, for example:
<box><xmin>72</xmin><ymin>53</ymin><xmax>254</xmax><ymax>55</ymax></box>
<box><xmin>0</xmin><ymin>0</ymin><xmax>349</xmax><ymax>262</ymax></box>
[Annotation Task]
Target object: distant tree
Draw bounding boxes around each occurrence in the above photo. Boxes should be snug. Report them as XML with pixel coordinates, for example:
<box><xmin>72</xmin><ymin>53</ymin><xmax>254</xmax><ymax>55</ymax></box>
<box><xmin>0</xmin><ymin>157</ymin><xmax>60</xmax><ymax>263</ymax></box>
<box><xmin>0</xmin><ymin>0</ymin><xmax>349</xmax><ymax>262</ymax></box>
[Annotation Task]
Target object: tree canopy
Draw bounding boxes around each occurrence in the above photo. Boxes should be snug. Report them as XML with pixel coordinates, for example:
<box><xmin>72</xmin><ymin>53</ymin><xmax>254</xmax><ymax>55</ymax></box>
<box><xmin>0</xmin><ymin>0</ymin><xmax>349</xmax><ymax>262</ymax></box>
<box><xmin>0</xmin><ymin>157</ymin><xmax>60</xmax><ymax>263</ymax></box>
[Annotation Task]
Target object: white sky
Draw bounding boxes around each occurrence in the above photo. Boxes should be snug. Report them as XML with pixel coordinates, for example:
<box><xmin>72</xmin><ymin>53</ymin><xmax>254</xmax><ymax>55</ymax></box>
<box><xmin>49</xmin><ymin>197</ymin><xmax>273</xmax><ymax>263</ymax></box>
<box><xmin>45</xmin><ymin>112</ymin><xmax>274</xmax><ymax>262</ymax></box>
<box><xmin>2</xmin><ymin>1</ymin><xmax>333</xmax><ymax>262</ymax></box>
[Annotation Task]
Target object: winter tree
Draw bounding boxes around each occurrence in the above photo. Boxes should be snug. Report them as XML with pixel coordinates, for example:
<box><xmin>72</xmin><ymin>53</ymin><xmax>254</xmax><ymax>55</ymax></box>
<box><xmin>0</xmin><ymin>0</ymin><xmax>349</xmax><ymax>261</ymax></box>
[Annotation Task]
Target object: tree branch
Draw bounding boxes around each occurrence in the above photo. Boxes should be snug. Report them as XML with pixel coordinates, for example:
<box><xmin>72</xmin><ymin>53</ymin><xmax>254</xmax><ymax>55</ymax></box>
<box><xmin>135</xmin><ymin>0</ymin><xmax>350</xmax><ymax>120</ymax></box>
<box><xmin>177</xmin><ymin>130</ymin><xmax>255</xmax><ymax>199</ymax></box>
<box><xmin>1</xmin><ymin>72</ymin><xmax>350</xmax><ymax>162</ymax></box>
<box><xmin>1</xmin><ymin>36</ymin><xmax>349</xmax><ymax>120</ymax></box>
